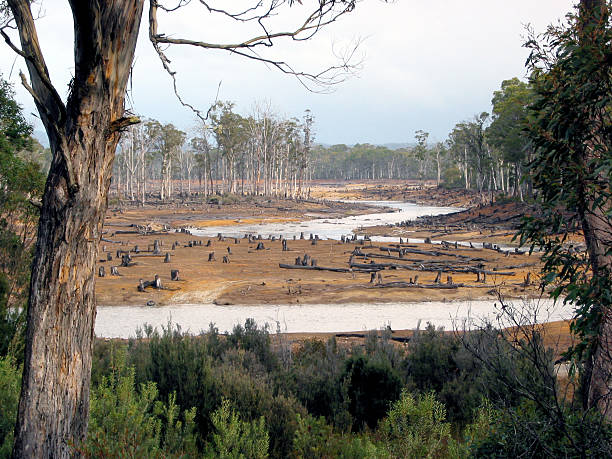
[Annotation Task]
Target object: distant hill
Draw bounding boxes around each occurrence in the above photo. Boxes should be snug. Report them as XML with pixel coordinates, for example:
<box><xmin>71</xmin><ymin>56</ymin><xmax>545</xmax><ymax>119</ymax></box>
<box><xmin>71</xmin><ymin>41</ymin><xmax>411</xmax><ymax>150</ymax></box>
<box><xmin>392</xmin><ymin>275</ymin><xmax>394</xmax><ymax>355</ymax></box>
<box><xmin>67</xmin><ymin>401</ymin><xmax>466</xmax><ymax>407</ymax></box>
<box><xmin>317</xmin><ymin>142</ymin><xmax>416</xmax><ymax>150</ymax></box>
<box><xmin>382</xmin><ymin>142</ymin><xmax>415</xmax><ymax>150</ymax></box>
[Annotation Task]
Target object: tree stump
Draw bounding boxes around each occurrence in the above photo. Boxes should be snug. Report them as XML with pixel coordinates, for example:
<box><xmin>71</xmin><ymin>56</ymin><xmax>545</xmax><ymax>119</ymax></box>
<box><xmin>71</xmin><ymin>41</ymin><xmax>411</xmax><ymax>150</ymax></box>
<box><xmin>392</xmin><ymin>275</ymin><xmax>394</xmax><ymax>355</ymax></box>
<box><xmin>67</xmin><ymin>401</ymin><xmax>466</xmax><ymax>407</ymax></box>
<box><xmin>110</xmin><ymin>266</ymin><xmax>119</xmax><ymax>276</ymax></box>
<box><xmin>227</xmin><ymin>246</ymin><xmax>232</xmax><ymax>254</ymax></box>
<box><xmin>377</xmin><ymin>272</ymin><xmax>383</xmax><ymax>284</ymax></box>
<box><xmin>138</xmin><ymin>279</ymin><xmax>145</xmax><ymax>292</ymax></box>
<box><xmin>222</xmin><ymin>255</ymin><xmax>230</xmax><ymax>263</ymax></box>
<box><xmin>447</xmin><ymin>275</ymin><xmax>453</xmax><ymax>285</ymax></box>
<box><xmin>164</xmin><ymin>253</ymin><xmax>171</xmax><ymax>263</ymax></box>
<box><xmin>425</xmin><ymin>237</ymin><xmax>431</xmax><ymax>244</ymax></box>
<box><xmin>311</xmin><ymin>239</ymin><xmax>317</xmax><ymax>246</ymax></box>
<box><xmin>311</xmin><ymin>259</ymin><xmax>317</xmax><ymax>267</ymax></box>
<box><xmin>106</xmin><ymin>252</ymin><xmax>112</xmax><ymax>261</ymax></box>
<box><xmin>154</xmin><ymin>275</ymin><xmax>162</xmax><ymax>289</ymax></box>
<box><xmin>256</xmin><ymin>242</ymin><xmax>265</xmax><ymax>250</ymax></box>
<box><xmin>414</xmin><ymin>275</ymin><xmax>419</xmax><ymax>284</ymax></box>
<box><xmin>206</xmin><ymin>240</ymin><xmax>211</xmax><ymax>247</ymax></box>
<box><xmin>98</xmin><ymin>266</ymin><xmax>105</xmax><ymax>277</ymax></box>
<box><xmin>121</xmin><ymin>254</ymin><xmax>132</xmax><ymax>267</ymax></box>
<box><xmin>370</xmin><ymin>272</ymin><xmax>376</xmax><ymax>283</ymax></box>
<box><xmin>208</xmin><ymin>252</ymin><xmax>215</xmax><ymax>262</ymax></box>
<box><xmin>434</xmin><ymin>271</ymin><xmax>441</xmax><ymax>284</ymax></box>
<box><xmin>171</xmin><ymin>270</ymin><xmax>180</xmax><ymax>281</ymax></box>
<box><xmin>295</xmin><ymin>256</ymin><xmax>301</xmax><ymax>265</ymax></box>
<box><xmin>282</xmin><ymin>240</ymin><xmax>288</xmax><ymax>251</ymax></box>
<box><xmin>153</xmin><ymin>239</ymin><xmax>161</xmax><ymax>255</ymax></box>
<box><xmin>133</xmin><ymin>245</ymin><xmax>140</xmax><ymax>253</ymax></box>
<box><xmin>300</xmin><ymin>232</ymin><xmax>304</xmax><ymax>240</ymax></box>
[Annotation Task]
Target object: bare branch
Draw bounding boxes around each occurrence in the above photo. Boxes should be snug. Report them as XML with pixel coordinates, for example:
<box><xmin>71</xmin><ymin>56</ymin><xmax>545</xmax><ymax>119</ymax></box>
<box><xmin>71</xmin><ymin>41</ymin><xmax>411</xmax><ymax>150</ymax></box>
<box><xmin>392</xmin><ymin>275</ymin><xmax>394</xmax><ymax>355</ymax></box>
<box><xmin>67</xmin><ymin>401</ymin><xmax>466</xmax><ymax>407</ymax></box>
<box><xmin>149</xmin><ymin>0</ymin><xmax>361</xmax><ymax>118</ymax></box>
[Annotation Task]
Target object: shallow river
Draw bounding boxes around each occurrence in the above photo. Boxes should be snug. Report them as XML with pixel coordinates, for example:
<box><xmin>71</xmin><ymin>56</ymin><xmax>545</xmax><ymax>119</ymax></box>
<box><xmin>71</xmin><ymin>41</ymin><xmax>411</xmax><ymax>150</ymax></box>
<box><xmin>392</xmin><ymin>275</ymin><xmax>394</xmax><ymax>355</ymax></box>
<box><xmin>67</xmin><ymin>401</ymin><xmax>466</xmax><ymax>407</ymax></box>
<box><xmin>96</xmin><ymin>201</ymin><xmax>557</xmax><ymax>339</ymax></box>
<box><xmin>190</xmin><ymin>200</ymin><xmax>459</xmax><ymax>242</ymax></box>
<box><xmin>96</xmin><ymin>299</ymin><xmax>572</xmax><ymax>339</ymax></box>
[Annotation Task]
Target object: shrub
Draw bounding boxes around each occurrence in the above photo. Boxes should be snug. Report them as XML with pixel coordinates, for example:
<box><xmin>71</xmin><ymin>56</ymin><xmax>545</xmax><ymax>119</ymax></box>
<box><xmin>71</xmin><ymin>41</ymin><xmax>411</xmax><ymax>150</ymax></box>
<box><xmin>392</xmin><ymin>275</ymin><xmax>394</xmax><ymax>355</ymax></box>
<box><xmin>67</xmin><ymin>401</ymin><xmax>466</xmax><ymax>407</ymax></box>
<box><xmin>206</xmin><ymin>399</ymin><xmax>269</xmax><ymax>459</ymax></box>
<box><xmin>293</xmin><ymin>414</ymin><xmax>384</xmax><ymax>459</ymax></box>
<box><xmin>343</xmin><ymin>355</ymin><xmax>402</xmax><ymax>431</ymax></box>
<box><xmin>84</xmin><ymin>348</ymin><xmax>198</xmax><ymax>458</ymax></box>
<box><xmin>378</xmin><ymin>391</ymin><xmax>461</xmax><ymax>459</ymax></box>
<box><xmin>0</xmin><ymin>356</ymin><xmax>21</xmax><ymax>458</ymax></box>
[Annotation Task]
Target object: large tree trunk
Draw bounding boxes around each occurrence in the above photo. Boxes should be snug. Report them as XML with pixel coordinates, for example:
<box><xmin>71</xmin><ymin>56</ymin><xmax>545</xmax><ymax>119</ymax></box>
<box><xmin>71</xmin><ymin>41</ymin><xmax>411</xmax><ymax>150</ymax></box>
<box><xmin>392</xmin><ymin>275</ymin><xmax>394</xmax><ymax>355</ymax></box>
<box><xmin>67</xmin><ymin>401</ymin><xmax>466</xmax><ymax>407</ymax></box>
<box><xmin>10</xmin><ymin>1</ymin><xmax>144</xmax><ymax>457</ymax></box>
<box><xmin>575</xmin><ymin>0</ymin><xmax>612</xmax><ymax>419</ymax></box>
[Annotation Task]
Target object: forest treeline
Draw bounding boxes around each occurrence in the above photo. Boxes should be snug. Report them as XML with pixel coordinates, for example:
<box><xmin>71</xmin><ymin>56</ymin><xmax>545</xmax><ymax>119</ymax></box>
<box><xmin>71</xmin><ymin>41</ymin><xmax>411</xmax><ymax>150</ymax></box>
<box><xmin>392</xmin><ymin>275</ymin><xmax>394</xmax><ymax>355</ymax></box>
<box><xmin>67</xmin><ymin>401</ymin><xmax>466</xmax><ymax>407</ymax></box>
<box><xmin>112</xmin><ymin>77</ymin><xmax>533</xmax><ymax>203</ymax></box>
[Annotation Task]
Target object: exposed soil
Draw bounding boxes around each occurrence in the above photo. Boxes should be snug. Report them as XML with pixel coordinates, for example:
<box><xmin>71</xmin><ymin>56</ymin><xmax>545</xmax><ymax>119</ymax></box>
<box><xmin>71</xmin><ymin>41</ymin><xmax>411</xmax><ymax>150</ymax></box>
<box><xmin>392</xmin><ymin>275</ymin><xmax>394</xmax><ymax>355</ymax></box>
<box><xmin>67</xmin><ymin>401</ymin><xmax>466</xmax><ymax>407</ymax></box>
<box><xmin>97</xmin><ymin>186</ymin><xmax>543</xmax><ymax>307</ymax></box>
<box><xmin>309</xmin><ymin>180</ymin><xmax>481</xmax><ymax>207</ymax></box>
<box><xmin>96</xmin><ymin>182</ymin><xmax>575</xmax><ymax>360</ymax></box>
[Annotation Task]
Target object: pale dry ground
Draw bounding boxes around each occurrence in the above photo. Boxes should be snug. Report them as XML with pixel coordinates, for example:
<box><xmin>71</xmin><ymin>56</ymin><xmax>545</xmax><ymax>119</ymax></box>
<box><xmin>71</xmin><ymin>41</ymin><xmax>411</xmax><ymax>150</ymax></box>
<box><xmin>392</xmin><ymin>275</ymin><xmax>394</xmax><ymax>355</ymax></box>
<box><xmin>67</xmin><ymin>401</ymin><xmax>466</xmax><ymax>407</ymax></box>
<box><xmin>95</xmin><ymin>231</ymin><xmax>542</xmax><ymax>307</ymax></box>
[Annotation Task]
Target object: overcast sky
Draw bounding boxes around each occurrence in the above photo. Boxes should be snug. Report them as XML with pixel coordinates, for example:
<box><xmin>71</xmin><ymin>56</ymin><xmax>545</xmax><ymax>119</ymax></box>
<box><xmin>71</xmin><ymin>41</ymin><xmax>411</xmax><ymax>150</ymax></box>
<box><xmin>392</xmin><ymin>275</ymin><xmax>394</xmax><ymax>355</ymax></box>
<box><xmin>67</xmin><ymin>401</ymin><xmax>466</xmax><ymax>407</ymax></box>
<box><xmin>0</xmin><ymin>0</ymin><xmax>576</xmax><ymax>145</ymax></box>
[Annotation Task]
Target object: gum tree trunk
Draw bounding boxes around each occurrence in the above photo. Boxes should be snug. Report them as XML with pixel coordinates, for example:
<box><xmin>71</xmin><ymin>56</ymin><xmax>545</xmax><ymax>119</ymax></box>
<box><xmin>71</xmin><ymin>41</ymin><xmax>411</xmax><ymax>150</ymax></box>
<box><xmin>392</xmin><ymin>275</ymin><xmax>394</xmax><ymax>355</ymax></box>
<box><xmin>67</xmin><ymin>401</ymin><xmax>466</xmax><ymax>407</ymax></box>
<box><xmin>9</xmin><ymin>1</ymin><xmax>144</xmax><ymax>457</ymax></box>
<box><xmin>574</xmin><ymin>0</ymin><xmax>612</xmax><ymax>419</ymax></box>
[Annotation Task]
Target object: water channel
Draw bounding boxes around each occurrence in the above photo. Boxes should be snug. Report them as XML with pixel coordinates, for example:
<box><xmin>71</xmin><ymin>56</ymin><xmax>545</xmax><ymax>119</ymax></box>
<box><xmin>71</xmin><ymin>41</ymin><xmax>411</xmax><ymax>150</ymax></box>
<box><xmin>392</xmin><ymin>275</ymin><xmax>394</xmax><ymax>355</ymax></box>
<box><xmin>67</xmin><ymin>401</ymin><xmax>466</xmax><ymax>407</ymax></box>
<box><xmin>96</xmin><ymin>201</ymin><xmax>566</xmax><ymax>338</ymax></box>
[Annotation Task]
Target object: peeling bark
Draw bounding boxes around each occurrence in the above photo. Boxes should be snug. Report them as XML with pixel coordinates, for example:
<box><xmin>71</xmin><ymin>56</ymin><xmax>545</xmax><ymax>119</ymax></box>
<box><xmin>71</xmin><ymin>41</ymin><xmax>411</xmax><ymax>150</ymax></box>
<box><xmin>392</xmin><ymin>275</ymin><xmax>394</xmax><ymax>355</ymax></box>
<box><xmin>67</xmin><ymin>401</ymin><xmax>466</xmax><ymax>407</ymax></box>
<box><xmin>10</xmin><ymin>1</ymin><xmax>144</xmax><ymax>457</ymax></box>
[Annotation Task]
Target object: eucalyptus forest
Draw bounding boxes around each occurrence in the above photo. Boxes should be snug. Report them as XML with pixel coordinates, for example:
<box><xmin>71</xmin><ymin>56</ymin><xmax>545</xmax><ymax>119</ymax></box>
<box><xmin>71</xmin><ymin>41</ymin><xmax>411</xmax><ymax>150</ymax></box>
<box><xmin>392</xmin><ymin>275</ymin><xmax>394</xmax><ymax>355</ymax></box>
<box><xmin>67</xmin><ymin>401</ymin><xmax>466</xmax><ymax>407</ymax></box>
<box><xmin>0</xmin><ymin>1</ymin><xmax>610</xmax><ymax>458</ymax></box>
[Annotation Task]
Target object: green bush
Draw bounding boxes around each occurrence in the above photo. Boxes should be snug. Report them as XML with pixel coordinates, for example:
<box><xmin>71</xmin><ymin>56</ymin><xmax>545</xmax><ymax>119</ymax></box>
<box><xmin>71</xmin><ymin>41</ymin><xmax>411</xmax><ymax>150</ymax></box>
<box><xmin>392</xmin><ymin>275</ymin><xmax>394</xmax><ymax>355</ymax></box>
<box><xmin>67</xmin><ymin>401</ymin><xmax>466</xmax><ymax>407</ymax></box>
<box><xmin>471</xmin><ymin>399</ymin><xmax>612</xmax><ymax>458</ymax></box>
<box><xmin>343</xmin><ymin>355</ymin><xmax>402</xmax><ymax>431</ymax></box>
<box><xmin>206</xmin><ymin>399</ymin><xmax>269</xmax><ymax>459</ymax></box>
<box><xmin>0</xmin><ymin>356</ymin><xmax>21</xmax><ymax>458</ymax></box>
<box><xmin>378</xmin><ymin>391</ymin><xmax>461</xmax><ymax>459</ymax></box>
<box><xmin>293</xmin><ymin>414</ymin><xmax>384</xmax><ymax>459</ymax></box>
<box><xmin>84</xmin><ymin>348</ymin><xmax>198</xmax><ymax>458</ymax></box>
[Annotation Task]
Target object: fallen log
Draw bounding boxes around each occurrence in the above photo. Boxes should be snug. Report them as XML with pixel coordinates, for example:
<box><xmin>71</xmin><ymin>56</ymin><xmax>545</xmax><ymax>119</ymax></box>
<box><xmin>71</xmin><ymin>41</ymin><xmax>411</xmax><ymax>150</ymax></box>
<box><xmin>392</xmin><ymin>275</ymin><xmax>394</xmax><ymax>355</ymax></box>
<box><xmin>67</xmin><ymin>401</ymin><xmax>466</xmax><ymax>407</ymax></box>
<box><xmin>364</xmin><ymin>282</ymin><xmax>463</xmax><ymax>289</ymax></box>
<box><xmin>279</xmin><ymin>263</ymin><xmax>376</xmax><ymax>273</ymax></box>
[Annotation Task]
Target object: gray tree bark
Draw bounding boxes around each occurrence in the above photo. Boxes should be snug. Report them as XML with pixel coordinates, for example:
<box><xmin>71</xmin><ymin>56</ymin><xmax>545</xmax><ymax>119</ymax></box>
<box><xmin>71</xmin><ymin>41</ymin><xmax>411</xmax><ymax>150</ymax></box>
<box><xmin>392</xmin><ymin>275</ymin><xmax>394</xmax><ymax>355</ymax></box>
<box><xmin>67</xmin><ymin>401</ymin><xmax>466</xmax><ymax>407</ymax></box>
<box><xmin>9</xmin><ymin>1</ymin><xmax>144</xmax><ymax>457</ymax></box>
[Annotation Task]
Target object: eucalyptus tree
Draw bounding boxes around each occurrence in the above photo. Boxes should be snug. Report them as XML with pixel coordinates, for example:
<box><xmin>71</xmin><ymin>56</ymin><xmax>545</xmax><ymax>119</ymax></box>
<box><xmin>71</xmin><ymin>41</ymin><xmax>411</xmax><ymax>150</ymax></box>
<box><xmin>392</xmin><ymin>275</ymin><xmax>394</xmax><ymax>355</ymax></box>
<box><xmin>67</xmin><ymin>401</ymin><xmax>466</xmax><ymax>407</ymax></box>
<box><xmin>413</xmin><ymin>130</ymin><xmax>430</xmax><ymax>184</ymax></box>
<box><xmin>210</xmin><ymin>101</ymin><xmax>249</xmax><ymax>194</ymax></box>
<box><xmin>487</xmin><ymin>77</ymin><xmax>534</xmax><ymax>197</ymax></box>
<box><xmin>1</xmin><ymin>1</ymin><xmax>363</xmax><ymax>453</ymax></box>
<box><xmin>147</xmin><ymin>121</ymin><xmax>186</xmax><ymax>201</ymax></box>
<box><xmin>520</xmin><ymin>0</ymin><xmax>612</xmax><ymax>418</ymax></box>
<box><xmin>191</xmin><ymin>135</ymin><xmax>212</xmax><ymax>196</ymax></box>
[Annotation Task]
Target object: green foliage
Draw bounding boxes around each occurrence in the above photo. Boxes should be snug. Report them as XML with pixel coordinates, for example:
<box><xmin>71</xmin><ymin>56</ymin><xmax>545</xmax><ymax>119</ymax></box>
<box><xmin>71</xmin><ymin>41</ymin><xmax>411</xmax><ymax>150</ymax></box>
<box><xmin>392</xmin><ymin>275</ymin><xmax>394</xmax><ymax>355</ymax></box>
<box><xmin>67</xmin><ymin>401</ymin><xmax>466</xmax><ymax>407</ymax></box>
<box><xmin>84</xmin><ymin>347</ymin><xmax>198</xmax><ymax>458</ymax></box>
<box><xmin>288</xmin><ymin>338</ymin><xmax>351</xmax><ymax>428</ymax></box>
<box><xmin>378</xmin><ymin>391</ymin><xmax>461</xmax><ymax>459</ymax></box>
<box><xmin>0</xmin><ymin>75</ymin><xmax>45</xmax><ymax>362</ymax></box>
<box><xmin>487</xmin><ymin>77</ymin><xmax>533</xmax><ymax>166</ymax></box>
<box><xmin>471</xmin><ymin>399</ymin><xmax>612</xmax><ymax>457</ymax></box>
<box><xmin>293</xmin><ymin>414</ymin><xmax>384</xmax><ymax>459</ymax></box>
<box><xmin>343</xmin><ymin>355</ymin><xmax>402</xmax><ymax>431</ymax></box>
<box><xmin>0</xmin><ymin>356</ymin><xmax>21</xmax><ymax>458</ymax></box>
<box><xmin>406</xmin><ymin>324</ymin><xmax>484</xmax><ymax>426</ymax></box>
<box><xmin>519</xmin><ymin>2</ymin><xmax>612</xmax><ymax>366</ymax></box>
<box><xmin>206</xmin><ymin>399</ymin><xmax>269</xmax><ymax>459</ymax></box>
